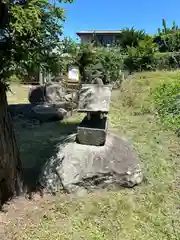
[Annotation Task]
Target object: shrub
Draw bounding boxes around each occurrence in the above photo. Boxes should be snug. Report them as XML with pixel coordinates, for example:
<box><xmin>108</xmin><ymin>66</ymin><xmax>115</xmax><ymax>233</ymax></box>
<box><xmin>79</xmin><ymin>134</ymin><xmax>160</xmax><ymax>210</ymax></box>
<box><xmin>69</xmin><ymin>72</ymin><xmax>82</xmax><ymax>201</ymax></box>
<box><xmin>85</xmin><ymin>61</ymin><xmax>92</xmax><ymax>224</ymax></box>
<box><xmin>123</xmin><ymin>51</ymin><xmax>180</xmax><ymax>73</ymax></box>
<box><xmin>93</xmin><ymin>47</ymin><xmax>124</xmax><ymax>84</ymax></box>
<box><xmin>154</xmin><ymin>32</ymin><xmax>180</xmax><ymax>52</ymax></box>
<box><xmin>152</xmin><ymin>78</ymin><xmax>180</xmax><ymax>130</ymax></box>
<box><xmin>153</xmin><ymin>52</ymin><xmax>180</xmax><ymax>70</ymax></box>
<box><xmin>74</xmin><ymin>45</ymin><xmax>124</xmax><ymax>84</ymax></box>
<box><xmin>123</xmin><ymin>37</ymin><xmax>157</xmax><ymax>72</ymax></box>
<box><xmin>116</xmin><ymin>27</ymin><xmax>147</xmax><ymax>51</ymax></box>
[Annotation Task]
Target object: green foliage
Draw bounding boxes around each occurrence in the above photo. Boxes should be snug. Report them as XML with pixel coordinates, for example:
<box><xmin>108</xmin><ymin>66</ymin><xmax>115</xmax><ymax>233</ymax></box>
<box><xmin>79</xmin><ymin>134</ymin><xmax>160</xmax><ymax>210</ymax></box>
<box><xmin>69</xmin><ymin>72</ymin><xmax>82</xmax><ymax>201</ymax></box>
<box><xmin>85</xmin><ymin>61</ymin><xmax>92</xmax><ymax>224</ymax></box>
<box><xmin>152</xmin><ymin>79</ymin><xmax>180</xmax><ymax>130</ymax></box>
<box><xmin>124</xmin><ymin>37</ymin><xmax>157</xmax><ymax>72</ymax></box>
<box><xmin>157</xmin><ymin>19</ymin><xmax>179</xmax><ymax>36</ymax></box>
<box><xmin>93</xmin><ymin>47</ymin><xmax>124</xmax><ymax>83</ymax></box>
<box><xmin>154</xmin><ymin>19</ymin><xmax>180</xmax><ymax>52</ymax></box>
<box><xmin>74</xmin><ymin>44</ymin><xmax>123</xmax><ymax>84</ymax></box>
<box><xmin>116</xmin><ymin>27</ymin><xmax>147</xmax><ymax>51</ymax></box>
<box><xmin>61</xmin><ymin>37</ymin><xmax>79</xmax><ymax>55</ymax></box>
<box><xmin>153</xmin><ymin>52</ymin><xmax>180</xmax><ymax>70</ymax></box>
<box><xmin>154</xmin><ymin>32</ymin><xmax>180</xmax><ymax>52</ymax></box>
<box><xmin>0</xmin><ymin>0</ymin><xmax>73</xmax><ymax>85</ymax></box>
<box><xmin>76</xmin><ymin>43</ymin><xmax>96</xmax><ymax>78</ymax></box>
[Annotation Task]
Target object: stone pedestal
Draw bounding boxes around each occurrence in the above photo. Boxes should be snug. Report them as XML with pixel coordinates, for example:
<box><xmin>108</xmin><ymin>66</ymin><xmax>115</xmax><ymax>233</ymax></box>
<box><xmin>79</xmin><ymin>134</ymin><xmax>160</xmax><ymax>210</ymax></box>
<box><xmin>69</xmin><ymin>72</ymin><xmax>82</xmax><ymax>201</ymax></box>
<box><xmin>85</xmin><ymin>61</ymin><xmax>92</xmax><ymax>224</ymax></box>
<box><xmin>76</xmin><ymin>84</ymin><xmax>112</xmax><ymax>146</ymax></box>
<box><xmin>76</xmin><ymin>115</ymin><xmax>108</xmax><ymax>146</ymax></box>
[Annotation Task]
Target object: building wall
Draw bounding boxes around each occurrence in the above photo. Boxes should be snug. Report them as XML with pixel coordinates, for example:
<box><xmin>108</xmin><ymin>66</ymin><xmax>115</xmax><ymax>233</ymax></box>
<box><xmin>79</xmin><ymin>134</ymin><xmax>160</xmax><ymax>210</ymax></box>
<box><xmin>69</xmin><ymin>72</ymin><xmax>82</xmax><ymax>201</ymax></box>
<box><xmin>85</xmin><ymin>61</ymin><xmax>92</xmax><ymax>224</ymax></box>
<box><xmin>80</xmin><ymin>35</ymin><xmax>94</xmax><ymax>44</ymax></box>
<box><xmin>79</xmin><ymin>34</ymin><xmax>118</xmax><ymax>46</ymax></box>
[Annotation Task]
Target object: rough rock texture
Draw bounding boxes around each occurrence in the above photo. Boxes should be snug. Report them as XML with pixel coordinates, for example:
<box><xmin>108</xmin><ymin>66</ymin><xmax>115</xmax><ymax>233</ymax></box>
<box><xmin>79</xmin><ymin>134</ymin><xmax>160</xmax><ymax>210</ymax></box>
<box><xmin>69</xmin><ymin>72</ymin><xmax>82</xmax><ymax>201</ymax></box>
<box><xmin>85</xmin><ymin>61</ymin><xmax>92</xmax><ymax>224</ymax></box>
<box><xmin>40</xmin><ymin>132</ymin><xmax>143</xmax><ymax>195</ymax></box>
<box><xmin>8</xmin><ymin>103</ymin><xmax>69</xmax><ymax>122</ymax></box>
<box><xmin>76</xmin><ymin>115</ymin><xmax>108</xmax><ymax>146</ymax></box>
<box><xmin>28</xmin><ymin>83</ymin><xmax>79</xmax><ymax>106</ymax></box>
<box><xmin>32</xmin><ymin>103</ymin><xmax>68</xmax><ymax>121</ymax></box>
<box><xmin>78</xmin><ymin>84</ymin><xmax>112</xmax><ymax>113</ymax></box>
<box><xmin>28</xmin><ymin>85</ymin><xmax>46</xmax><ymax>104</ymax></box>
<box><xmin>45</xmin><ymin>83</ymin><xmax>66</xmax><ymax>103</ymax></box>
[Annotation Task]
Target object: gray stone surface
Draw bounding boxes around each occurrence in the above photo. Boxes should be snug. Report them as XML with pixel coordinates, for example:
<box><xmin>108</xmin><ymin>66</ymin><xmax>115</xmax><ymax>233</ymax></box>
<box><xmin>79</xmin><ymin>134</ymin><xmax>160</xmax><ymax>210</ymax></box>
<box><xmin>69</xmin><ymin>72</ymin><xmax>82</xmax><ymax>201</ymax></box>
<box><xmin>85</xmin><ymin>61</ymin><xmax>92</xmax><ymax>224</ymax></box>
<box><xmin>45</xmin><ymin>83</ymin><xmax>66</xmax><ymax>103</ymax></box>
<box><xmin>28</xmin><ymin>83</ymin><xmax>79</xmax><ymax>106</ymax></box>
<box><xmin>8</xmin><ymin>103</ymin><xmax>69</xmax><ymax>122</ymax></box>
<box><xmin>40</xmin><ymin>132</ymin><xmax>143</xmax><ymax>194</ymax></box>
<box><xmin>32</xmin><ymin>103</ymin><xmax>68</xmax><ymax>120</ymax></box>
<box><xmin>28</xmin><ymin>85</ymin><xmax>46</xmax><ymax>104</ymax></box>
<box><xmin>77</xmin><ymin>84</ymin><xmax>112</xmax><ymax>113</ymax></box>
<box><xmin>76</xmin><ymin>115</ymin><xmax>108</xmax><ymax>146</ymax></box>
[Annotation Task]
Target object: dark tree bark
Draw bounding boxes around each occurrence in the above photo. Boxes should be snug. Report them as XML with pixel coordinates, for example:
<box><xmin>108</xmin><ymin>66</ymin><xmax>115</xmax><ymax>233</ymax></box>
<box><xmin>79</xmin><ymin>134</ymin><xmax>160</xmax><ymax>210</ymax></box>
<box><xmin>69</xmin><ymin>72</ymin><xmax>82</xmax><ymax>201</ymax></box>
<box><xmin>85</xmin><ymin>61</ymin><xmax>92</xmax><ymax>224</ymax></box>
<box><xmin>0</xmin><ymin>83</ymin><xmax>22</xmax><ymax>208</ymax></box>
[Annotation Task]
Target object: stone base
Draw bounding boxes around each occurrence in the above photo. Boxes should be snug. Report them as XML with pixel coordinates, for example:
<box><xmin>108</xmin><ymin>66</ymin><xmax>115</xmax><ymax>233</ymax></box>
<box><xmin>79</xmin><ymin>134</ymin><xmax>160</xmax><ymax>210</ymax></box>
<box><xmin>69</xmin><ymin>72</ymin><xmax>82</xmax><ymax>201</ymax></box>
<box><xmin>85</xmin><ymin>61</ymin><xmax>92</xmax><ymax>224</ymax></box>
<box><xmin>8</xmin><ymin>103</ymin><xmax>69</xmax><ymax>122</ymax></box>
<box><xmin>76</xmin><ymin>115</ymin><xmax>108</xmax><ymax>146</ymax></box>
<box><xmin>40</xmin><ymin>132</ymin><xmax>143</xmax><ymax>195</ymax></box>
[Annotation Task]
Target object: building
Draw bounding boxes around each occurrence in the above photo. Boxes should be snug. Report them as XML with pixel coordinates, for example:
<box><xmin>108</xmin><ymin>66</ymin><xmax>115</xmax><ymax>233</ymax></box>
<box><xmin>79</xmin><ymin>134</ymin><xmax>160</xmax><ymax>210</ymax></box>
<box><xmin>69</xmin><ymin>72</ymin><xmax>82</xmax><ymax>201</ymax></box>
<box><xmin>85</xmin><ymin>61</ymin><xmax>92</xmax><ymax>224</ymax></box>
<box><xmin>76</xmin><ymin>30</ymin><xmax>121</xmax><ymax>46</ymax></box>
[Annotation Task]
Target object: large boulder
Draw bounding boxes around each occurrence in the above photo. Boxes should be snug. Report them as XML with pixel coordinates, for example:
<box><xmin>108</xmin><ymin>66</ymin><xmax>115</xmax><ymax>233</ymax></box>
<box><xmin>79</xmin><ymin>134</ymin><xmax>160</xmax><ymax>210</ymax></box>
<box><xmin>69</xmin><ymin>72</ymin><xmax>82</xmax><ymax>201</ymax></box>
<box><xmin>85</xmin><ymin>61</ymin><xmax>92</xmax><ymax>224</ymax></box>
<box><xmin>45</xmin><ymin>83</ymin><xmax>66</xmax><ymax>103</ymax></box>
<box><xmin>28</xmin><ymin>85</ymin><xmax>46</xmax><ymax>104</ymax></box>
<box><xmin>32</xmin><ymin>103</ymin><xmax>68</xmax><ymax>122</ymax></box>
<box><xmin>40</xmin><ymin>132</ymin><xmax>143</xmax><ymax>195</ymax></box>
<box><xmin>8</xmin><ymin>103</ymin><xmax>69</xmax><ymax>123</ymax></box>
<box><xmin>28</xmin><ymin>83</ymin><xmax>66</xmax><ymax>104</ymax></box>
<box><xmin>28</xmin><ymin>84</ymin><xmax>79</xmax><ymax>110</ymax></box>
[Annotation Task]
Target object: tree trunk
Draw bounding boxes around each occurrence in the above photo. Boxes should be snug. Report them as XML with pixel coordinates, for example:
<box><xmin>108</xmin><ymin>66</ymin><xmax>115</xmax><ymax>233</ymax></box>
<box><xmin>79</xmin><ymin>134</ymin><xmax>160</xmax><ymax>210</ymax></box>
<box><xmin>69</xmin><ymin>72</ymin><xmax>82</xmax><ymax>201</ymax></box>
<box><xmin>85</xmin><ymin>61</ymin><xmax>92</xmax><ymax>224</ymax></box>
<box><xmin>0</xmin><ymin>84</ymin><xmax>22</xmax><ymax>208</ymax></box>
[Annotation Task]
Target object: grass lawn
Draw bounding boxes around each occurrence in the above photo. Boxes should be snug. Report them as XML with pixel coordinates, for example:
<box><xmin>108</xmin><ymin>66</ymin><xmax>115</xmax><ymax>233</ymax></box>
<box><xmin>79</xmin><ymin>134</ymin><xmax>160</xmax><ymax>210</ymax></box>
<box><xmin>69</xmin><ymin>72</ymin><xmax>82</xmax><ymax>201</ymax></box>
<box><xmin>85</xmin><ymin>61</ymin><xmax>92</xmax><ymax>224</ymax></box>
<box><xmin>2</xmin><ymin>71</ymin><xmax>180</xmax><ymax>239</ymax></box>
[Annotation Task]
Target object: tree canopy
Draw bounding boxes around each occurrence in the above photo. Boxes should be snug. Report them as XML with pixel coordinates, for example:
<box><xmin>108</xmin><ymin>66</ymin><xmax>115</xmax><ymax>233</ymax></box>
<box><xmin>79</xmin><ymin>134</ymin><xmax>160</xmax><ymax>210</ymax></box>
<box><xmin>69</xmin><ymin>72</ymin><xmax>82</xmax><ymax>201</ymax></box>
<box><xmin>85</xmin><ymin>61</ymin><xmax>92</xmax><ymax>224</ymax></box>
<box><xmin>0</xmin><ymin>0</ymin><xmax>73</xmax><ymax>88</ymax></box>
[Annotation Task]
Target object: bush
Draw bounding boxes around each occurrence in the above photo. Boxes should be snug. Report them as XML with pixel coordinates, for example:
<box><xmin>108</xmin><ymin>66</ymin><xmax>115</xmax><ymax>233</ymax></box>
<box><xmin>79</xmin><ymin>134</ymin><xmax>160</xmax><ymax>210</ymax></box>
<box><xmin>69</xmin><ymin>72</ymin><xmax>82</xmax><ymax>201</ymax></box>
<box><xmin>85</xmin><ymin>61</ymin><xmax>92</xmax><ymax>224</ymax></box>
<box><xmin>123</xmin><ymin>37</ymin><xmax>157</xmax><ymax>72</ymax></box>
<box><xmin>74</xmin><ymin>44</ymin><xmax>124</xmax><ymax>84</ymax></box>
<box><xmin>153</xmin><ymin>52</ymin><xmax>180</xmax><ymax>70</ymax></box>
<box><xmin>152</xmin><ymin>78</ymin><xmax>180</xmax><ymax>130</ymax></box>
<box><xmin>91</xmin><ymin>47</ymin><xmax>124</xmax><ymax>84</ymax></box>
<box><xmin>154</xmin><ymin>32</ymin><xmax>180</xmax><ymax>52</ymax></box>
<box><xmin>124</xmin><ymin>51</ymin><xmax>180</xmax><ymax>72</ymax></box>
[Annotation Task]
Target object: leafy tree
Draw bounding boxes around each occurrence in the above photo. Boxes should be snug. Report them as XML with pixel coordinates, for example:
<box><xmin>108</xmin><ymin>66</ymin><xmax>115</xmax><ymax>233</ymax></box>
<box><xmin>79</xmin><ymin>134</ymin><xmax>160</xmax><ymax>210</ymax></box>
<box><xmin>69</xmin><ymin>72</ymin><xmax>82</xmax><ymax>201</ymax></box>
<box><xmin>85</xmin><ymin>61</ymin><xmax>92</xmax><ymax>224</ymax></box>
<box><xmin>0</xmin><ymin>0</ymin><xmax>73</xmax><ymax>207</ymax></box>
<box><xmin>61</xmin><ymin>37</ymin><xmax>79</xmax><ymax>55</ymax></box>
<box><xmin>73</xmin><ymin>44</ymin><xmax>123</xmax><ymax>84</ymax></box>
<box><xmin>116</xmin><ymin>27</ymin><xmax>147</xmax><ymax>52</ymax></box>
<box><xmin>155</xmin><ymin>19</ymin><xmax>180</xmax><ymax>52</ymax></box>
<box><xmin>124</xmin><ymin>36</ymin><xmax>157</xmax><ymax>72</ymax></box>
<box><xmin>12</xmin><ymin>0</ymin><xmax>74</xmax><ymax>82</ymax></box>
<box><xmin>75</xmin><ymin>43</ymin><xmax>96</xmax><ymax>81</ymax></box>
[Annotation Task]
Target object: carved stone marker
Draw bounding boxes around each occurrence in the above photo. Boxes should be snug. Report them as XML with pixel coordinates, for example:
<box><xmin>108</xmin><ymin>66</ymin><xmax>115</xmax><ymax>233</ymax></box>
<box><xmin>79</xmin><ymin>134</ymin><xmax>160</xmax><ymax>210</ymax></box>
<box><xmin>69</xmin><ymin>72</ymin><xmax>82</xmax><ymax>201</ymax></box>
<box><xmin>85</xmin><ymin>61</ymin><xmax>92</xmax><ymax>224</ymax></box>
<box><xmin>76</xmin><ymin>84</ymin><xmax>112</xmax><ymax>146</ymax></box>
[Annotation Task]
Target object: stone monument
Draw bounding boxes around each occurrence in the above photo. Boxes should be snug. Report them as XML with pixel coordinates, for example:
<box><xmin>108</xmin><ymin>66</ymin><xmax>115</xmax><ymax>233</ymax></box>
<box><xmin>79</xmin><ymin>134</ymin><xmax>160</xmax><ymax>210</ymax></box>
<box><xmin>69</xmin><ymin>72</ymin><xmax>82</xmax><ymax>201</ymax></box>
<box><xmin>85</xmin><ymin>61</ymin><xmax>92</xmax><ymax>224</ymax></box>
<box><xmin>76</xmin><ymin>83</ymin><xmax>111</xmax><ymax>146</ymax></box>
<box><xmin>40</xmin><ymin>82</ymin><xmax>143</xmax><ymax>195</ymax></box>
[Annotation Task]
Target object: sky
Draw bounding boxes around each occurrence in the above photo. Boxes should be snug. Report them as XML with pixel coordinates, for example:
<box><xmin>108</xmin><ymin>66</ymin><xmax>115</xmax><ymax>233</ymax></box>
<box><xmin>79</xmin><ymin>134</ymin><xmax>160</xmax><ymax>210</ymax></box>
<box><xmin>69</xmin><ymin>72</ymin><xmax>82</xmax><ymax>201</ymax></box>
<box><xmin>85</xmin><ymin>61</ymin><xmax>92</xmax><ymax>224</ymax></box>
<box><xmin>60</xmin><ymin>0</ymin><xmax>180</xmax><ymax>41</ymax></box>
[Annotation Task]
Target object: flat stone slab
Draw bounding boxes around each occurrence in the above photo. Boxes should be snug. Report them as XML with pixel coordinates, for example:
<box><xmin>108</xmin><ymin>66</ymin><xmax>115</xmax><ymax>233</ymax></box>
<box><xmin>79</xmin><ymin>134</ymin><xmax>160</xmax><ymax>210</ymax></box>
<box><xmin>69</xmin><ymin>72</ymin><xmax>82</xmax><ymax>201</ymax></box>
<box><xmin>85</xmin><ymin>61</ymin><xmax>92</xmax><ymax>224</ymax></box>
<box><xmin>33</xmin><ymin>103</ymin><xmax>67</xmax><ymax>114</ymax></box>
<box><xmin>40</xmin><ymin>132</ymin><xmax>143</xmax><ymax>195</ymax></box>
<box><xmin>77</xmin><ymin>84</ymin><xmax>112</xmax><ymax>113</ymax></box>
<box><xmin>76</xmin><ymin>115</ymin><xmax>108</xmax><ymax>146</ymax></box>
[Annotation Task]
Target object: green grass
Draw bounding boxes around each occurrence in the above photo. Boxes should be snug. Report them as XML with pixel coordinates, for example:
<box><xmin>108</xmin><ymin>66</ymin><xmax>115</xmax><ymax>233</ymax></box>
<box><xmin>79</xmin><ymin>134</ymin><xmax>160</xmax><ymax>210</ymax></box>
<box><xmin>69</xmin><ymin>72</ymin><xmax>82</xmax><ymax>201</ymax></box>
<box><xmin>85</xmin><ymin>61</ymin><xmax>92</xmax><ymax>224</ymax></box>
<box><xmin>4</xmin><ymin>71</ymin><xmax>180</xmax><ymax>239</ymax></box>
<box><xmin>7</xmin><ymin>83</ymin><xmax>29</xmax><ymax>104</ymax></box>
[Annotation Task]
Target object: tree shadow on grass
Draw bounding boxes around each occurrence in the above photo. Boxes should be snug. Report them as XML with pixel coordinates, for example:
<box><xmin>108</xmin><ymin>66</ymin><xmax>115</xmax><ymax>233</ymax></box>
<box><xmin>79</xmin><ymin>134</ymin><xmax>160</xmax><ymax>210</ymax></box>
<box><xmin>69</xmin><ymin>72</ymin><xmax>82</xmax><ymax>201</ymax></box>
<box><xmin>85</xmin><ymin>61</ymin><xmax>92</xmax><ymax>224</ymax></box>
<box><xmin>9</xmin><ymin>104</ymin><xmax>79</xmax><ymax>190</ymax></box>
